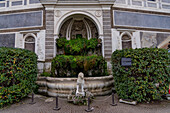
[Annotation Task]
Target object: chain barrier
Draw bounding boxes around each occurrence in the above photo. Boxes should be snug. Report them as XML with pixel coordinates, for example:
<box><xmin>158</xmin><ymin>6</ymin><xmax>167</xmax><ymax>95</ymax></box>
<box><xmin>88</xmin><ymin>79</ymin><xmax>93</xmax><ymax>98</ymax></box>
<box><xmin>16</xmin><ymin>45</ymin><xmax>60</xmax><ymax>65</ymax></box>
<box><xmin>93</xmin><ymin>94</ymin><xmax>112</xmax><ymax>102</ymax></box>
<box><xmin>36</xmin><ymin>94</ymin><xmax>113</xmax><ymax>102</ymax></box>
<box><xmin>30</xmin><ymin>92</ymin><xmax>117</xmax><ymax>112</ymax></box>
<box><xmin>38</xmin><ymin>97</ymin><xmax>46</xmax><ymax>101</ymax></box>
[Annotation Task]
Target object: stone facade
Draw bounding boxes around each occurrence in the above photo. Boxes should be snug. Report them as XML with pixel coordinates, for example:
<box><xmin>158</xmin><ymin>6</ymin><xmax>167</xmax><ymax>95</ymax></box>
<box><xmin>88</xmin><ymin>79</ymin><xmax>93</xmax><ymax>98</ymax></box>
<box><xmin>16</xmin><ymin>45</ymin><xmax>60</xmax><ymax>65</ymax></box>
<box><xmin>103</xmin><ymin>10</ymin><xmax>112</xmax><ymax>61</ymax></box>
<box><xmin>0</xmin><ymin>0</ymin><xmax>170</xmax><ymax>73</ymax></box>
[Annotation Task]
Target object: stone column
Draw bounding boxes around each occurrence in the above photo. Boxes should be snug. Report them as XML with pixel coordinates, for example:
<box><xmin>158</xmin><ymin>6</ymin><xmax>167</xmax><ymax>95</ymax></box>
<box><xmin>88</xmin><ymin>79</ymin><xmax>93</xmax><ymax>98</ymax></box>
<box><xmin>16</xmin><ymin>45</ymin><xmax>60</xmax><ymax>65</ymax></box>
<box><xmin>45</xmin><ymin>10</ymin><xmax>55</xmax><ymax>60</ymax></box>
<box><xmin>102</xmin><ymin>7</ymin><xmax>112</xmax><ymax>61</ymax></box>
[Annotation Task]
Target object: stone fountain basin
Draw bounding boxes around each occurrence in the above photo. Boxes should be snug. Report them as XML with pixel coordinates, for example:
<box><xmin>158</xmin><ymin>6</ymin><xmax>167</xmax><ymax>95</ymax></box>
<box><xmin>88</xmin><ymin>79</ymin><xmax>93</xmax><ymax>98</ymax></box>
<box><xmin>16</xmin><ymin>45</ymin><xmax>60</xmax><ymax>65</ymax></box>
<box><xmin>36</xmin><ymin>75</ymin><xmax>114</xmax><ymax>97</ymax></box>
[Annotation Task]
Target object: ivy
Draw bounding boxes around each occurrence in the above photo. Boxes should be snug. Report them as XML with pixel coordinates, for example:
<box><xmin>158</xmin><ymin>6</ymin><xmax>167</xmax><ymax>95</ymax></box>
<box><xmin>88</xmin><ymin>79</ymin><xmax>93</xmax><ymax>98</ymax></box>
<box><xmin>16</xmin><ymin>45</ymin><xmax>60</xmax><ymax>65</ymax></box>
<box><xmin>0</xmin><ymin>47</ymin><xmax>37</xmax><ymax>108</ymax></box>
<box><xmin>111</xmin><ymin>48</ymin><xmax>170</xmax><ymax>102</ymax></box>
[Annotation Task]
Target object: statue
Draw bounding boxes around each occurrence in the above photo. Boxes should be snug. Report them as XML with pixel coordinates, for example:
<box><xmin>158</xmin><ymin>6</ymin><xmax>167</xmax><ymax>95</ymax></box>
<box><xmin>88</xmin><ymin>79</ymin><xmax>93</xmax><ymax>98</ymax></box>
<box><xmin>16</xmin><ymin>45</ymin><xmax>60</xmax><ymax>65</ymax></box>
<box><xmin>76</xmin><ymin>72</ymin><xmax>85</xmax><ymax>96</ymax></box>
<box><xmin>67</xmin><ymin>73</ymin><xmax>93</xmax><ymax>105</ymax></box>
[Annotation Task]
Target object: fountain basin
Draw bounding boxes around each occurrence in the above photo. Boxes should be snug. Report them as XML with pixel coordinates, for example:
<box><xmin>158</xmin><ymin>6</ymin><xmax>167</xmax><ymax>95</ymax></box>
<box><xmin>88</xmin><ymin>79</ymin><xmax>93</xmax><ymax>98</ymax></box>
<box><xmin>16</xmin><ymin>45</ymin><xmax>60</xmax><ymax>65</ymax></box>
<box><xmin>36</xmin><ymin>75</ymin><xmax>114</xmax><ymax>97</ymax></box>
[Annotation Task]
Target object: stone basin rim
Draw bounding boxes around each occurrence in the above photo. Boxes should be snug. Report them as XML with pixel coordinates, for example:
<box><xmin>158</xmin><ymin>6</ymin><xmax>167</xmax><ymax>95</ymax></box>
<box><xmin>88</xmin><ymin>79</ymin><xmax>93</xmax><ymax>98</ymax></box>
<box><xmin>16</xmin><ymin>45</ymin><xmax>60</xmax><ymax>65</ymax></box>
<box><xmin>38</xmin><ymin>75</ymin><xmax>113</xmax><ymax>81</ymax></box>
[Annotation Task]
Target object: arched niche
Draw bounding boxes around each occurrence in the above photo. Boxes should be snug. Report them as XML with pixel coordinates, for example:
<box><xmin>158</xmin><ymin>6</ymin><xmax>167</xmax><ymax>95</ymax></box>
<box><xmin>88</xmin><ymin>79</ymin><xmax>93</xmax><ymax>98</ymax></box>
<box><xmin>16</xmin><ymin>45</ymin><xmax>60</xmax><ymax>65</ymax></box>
<box><xmin>59</xmin><ymin>14</ymin><xmax>99</xmax><ymax>40</ymax></box>
<box><xmin>120</xmin><ymin>32</ymin><xmax>132</xmax><ymax>49</ymax></box>
<box><xmin>24</xmin><ymin>33</ymin><xmax>37</xmax><ymax>52</ymax></box>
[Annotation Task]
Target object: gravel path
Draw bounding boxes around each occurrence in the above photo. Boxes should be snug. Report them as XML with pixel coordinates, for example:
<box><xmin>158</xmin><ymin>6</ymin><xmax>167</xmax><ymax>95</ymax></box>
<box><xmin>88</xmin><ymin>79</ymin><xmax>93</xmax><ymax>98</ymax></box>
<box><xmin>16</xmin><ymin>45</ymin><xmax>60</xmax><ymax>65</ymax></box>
<box><xmin>0</xmin><ymin>94</ymin><xmax>170</xmax><ymax>113</ymax></box>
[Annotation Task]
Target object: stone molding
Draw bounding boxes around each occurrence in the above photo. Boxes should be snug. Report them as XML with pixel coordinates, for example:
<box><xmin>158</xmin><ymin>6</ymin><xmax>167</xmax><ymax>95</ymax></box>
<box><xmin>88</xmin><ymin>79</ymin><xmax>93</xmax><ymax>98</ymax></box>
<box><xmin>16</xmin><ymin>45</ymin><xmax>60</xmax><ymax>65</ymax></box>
<box><xmin>40</xmin><ymin>0</ymin><xmax>116</xmax><ymax>5</ymax></box>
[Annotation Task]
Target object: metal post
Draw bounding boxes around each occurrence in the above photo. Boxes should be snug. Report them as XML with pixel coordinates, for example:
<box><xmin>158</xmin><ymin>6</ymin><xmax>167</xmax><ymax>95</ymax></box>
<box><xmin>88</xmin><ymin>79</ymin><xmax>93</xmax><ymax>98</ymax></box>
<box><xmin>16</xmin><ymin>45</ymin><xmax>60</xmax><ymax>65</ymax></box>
<box><xmin>53</xmin><ymin>96</ymin><xmax>61</xmax><ymax>111</ymax></box>
<box><xmin>85</xmin><ymin>97</ymin><xmax>94</xmax><ymax>112</ymax></box>
<box><xmin>29</xmin><ymin>92</ymin><xmax>36</xmax><ymax>104</ymax></box>
<box><xmin>110</xmin><ymin>92</ymin><xmax>117</xmax><ymax>106</ymax></box>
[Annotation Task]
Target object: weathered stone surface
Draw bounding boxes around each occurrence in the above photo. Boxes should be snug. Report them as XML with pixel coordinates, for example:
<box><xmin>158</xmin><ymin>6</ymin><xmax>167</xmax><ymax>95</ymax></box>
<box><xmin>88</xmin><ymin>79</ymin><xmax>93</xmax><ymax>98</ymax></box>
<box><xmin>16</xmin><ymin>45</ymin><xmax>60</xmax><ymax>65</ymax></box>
<box><xmin>36</xmin><ymin>75</ymin><xmax>114</xmax><ymax>97</ymax></box>
<box><xmin>114</xmin><ymin>10</ymin><xmax>170</xmax><ymax>30</ymax></box>
<box><xmin>45</xmin><ymin>10</ymin><xmax>54</xmax><ymax>60</ymax></box>
<box><xmin>0</xmin><ymin>34</ymin><xmax>15</xmax><ymax>47</ymax></box>
<box><xmin>119</xmin><ymin>99</ymin><xmax>137</xmax><ymax>105</ymax></box>
<box><xmin>102</xmin><ymin>9</ymin><xmax>112</xmax><ymax>61</ymax></box>
<box><xmin>45</xmin><ymin>98</ymin><xmax>54</xmax><ymax>103</ymax></box>
<box><xmin>0</xmin><ymin>11</ymin><xmax>43</xmax><ymax>30</ymax></box>
<box><xmin>141</xmin><ymin>32</ymin><xmax>157</xmax><ymax>48</ymax></box>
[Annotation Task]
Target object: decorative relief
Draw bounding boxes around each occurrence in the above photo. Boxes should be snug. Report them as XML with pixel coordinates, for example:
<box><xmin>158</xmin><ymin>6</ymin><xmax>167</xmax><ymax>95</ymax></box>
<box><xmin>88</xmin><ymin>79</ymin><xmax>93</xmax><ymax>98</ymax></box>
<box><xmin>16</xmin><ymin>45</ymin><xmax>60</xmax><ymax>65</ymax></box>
<box><xmin>37</xmin><ymin>37</ymin><xmax>44</xmax><ymax>60</ymax></box>
<box><xmin>19</xmin><ymin>37</ymin><xmax>23</xmax><ymax>48</ymax></box>
<box><xmin>141</xmin><ymin>32</ymin><xmax>157</xmax><ymax>48</ymax></box>
<box><xmin>117</xmin><ymin>36</ymin><xmax>120</xmax><ymax>49</ymax></box>
<box><xmin>133</xmin><ymin>36</ymin><xmax>137</xmax><ymax>47</ymax></box>
<box><xmin>71</xmin><ymin>20</ymin><xmax>87</xmax><ymax>39</ymax></box>
<box><xmin>55</xmin><ymin>10</ymin><xmax>61</xmax><ymax>17</ymax></box>
<box><xmin>95</xmin><ymin>10</ymin><xmax>102</xmax><ymax>17</ymax></box>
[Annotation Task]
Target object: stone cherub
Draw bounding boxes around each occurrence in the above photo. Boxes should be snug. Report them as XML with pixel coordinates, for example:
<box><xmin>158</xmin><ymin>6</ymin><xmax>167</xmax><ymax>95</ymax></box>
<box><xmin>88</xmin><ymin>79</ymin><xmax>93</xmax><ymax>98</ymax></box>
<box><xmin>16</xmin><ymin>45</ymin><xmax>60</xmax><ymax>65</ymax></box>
<box><xmin>76</xmin><ymin>72</ymin><xmax>85</xmax><ymax>96</ymax></box>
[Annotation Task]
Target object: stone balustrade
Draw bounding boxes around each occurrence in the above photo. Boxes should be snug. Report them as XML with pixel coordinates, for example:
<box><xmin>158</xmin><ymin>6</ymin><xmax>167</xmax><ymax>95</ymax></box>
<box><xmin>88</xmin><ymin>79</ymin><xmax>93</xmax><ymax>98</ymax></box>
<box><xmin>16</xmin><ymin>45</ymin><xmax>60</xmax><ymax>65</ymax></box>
<box><xmin>0</xmin><ymin>0</ymin><xmax>41</xmax><ymax>9</ymax></box>
<box><xmin>115</xmin><ymin>0</ymin><xmax>170</xmax><ymax>11</ymax></box>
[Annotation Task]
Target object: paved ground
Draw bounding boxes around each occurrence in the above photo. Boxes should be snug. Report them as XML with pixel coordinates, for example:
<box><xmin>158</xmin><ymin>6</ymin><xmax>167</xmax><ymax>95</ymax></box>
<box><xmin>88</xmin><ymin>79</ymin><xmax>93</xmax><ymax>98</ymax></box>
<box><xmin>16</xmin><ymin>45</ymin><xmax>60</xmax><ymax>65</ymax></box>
<box><xmin>0</xmin><ymin>94</ymin><xmax>170</xmax><ymax>113</ymax></box>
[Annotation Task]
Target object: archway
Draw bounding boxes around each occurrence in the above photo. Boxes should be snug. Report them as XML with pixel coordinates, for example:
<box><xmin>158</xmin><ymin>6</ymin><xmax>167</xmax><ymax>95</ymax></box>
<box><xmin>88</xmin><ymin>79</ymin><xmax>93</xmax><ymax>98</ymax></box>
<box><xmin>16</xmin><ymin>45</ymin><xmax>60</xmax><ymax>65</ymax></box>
<box><xmin>59</xmin><ymin>14</ymin><xmax>99</xmax><ymax>40</ymax></box>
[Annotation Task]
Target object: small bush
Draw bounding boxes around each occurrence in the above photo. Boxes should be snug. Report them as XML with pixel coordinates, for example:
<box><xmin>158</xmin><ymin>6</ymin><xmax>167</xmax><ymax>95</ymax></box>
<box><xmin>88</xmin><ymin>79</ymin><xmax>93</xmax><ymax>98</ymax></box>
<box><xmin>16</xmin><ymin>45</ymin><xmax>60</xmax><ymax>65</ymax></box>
<box><xmin>111</xmin><ymin>48</ymin><xmax>170</xmax><ymax>102</ymax></box>
<box><xmin>51</xmin><ymin>55</ymin><xmax>108</xmax><ymax>77</ymax></box>
<box><xmin>0</xmin><ymin>47</ymin><xmax>37</xmax><ymax>108</ymax></box>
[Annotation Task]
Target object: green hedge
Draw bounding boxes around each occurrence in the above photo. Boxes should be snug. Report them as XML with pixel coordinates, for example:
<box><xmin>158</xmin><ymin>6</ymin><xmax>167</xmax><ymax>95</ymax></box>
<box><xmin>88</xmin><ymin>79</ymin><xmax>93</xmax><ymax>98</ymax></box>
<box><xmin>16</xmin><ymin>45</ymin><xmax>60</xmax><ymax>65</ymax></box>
<box><xmin>56</xmin><ymin>38</ymin><xmax>101</xmax><ymax>55</ymax></box>
<box><xmin>111</xmin><ymin>48</ymin><xmax>170</xmax><ymax>102</ymax></box>
<box><xmin>0</xmin><ymin>47</ymin><xmax>37</xmax><ymax>108</ymax></box>
<box><xmin>51</xmin><ymin>55</ymin><xmax>108</xmax><ymax>77</ymax></box>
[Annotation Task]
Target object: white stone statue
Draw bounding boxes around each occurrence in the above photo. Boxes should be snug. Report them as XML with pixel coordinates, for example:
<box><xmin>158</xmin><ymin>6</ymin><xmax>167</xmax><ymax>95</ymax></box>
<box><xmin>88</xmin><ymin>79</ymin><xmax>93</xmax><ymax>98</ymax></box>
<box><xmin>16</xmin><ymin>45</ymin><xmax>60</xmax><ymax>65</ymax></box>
<box><xmin>76</xmin><ymin>72</ymin><xmax>85</xmax><ymax>96</ymax></box>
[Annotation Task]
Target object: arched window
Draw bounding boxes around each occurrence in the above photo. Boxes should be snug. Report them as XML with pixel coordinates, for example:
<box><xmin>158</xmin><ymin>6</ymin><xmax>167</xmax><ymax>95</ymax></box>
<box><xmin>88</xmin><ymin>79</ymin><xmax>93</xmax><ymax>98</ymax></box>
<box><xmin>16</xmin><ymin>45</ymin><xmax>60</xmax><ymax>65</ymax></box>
<box><xmin>24</xmin><ymin>36</ymin><xmax>35</xmax><ymax>52</ymax></box>
<box><xmin>121</xmin><ymin>33</ymin><xmax>132</xmax><ymax>49</ymax></box>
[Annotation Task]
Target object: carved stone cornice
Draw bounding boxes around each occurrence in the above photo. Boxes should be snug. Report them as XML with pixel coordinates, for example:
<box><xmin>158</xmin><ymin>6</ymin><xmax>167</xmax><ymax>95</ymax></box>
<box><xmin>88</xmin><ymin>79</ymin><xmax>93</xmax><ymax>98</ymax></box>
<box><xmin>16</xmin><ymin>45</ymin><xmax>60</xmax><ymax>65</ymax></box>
<box><xmin>39</xmin><ymin>0</ymin><xmax>116</xmax><ymax>5</ymax></box>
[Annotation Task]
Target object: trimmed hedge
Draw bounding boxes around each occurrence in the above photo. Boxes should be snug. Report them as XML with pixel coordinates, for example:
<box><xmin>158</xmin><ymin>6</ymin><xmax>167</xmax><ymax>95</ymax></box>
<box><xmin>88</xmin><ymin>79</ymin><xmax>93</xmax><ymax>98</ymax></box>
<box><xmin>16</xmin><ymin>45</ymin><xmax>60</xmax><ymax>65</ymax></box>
<box><xmin>0</xmin><ymin>47</ymin><xmax>37</xmax><ymax>108</ymax></box>
<box><xmin>111</xmin><ymin>48</ymin><xmax>170</xmax><ymax>102</ymax></box>
<box><xmin>51</xmin><ymin>55</ymin><xmax>108</xmax><ymax>77</ymax></box>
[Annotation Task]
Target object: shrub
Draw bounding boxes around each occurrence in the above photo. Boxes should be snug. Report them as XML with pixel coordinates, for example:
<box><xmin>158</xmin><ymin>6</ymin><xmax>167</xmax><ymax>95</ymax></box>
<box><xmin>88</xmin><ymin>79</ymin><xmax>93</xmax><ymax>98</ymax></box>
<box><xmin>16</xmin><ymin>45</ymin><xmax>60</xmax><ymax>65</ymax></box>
<box><xmin>56</xmin><ymin>38</ymin><xmax>101</xmax><ymax>55</ymax></box>
<box><xmin>51</xmin><ymin>55</ymin><xmax>108</xmax><ymax>77</ymax></box>
<box><xmin>56</xmin><ymin>37</ymin><xmax>67</xmax><ymax>48</ymax></box>
<box><xmin>111</xmin><ymin>48</ymin><xmax>170</xmax><ymax>102</ymax></box>
<box><xmin>0</xmin><ymin>47</ymin><xmax>37</xmax><ymax>108</ymax></box>
<box><xmin>40</xmin><ymin>72</ymin><xmax>51</xmax><ymax>77</ymax></box>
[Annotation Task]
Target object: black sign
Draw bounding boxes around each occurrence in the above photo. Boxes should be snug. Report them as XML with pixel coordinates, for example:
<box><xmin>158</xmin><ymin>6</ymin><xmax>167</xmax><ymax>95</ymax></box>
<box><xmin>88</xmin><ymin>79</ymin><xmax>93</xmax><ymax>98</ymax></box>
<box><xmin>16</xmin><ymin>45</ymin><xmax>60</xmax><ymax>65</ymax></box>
<box><xmin>121</xmin><ymin>58</ymin><xmax>132</xmax><ymax>67</ymax></box>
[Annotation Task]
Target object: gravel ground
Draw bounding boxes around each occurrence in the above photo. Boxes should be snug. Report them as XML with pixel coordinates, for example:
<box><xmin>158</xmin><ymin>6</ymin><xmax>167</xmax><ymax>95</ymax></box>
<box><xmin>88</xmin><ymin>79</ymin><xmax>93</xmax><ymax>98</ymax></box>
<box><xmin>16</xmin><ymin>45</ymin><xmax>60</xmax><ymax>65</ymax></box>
<box><xmin>0</xmin><ymin>94</ymin><xmax>170</xmax><ymax>113</ymax></box>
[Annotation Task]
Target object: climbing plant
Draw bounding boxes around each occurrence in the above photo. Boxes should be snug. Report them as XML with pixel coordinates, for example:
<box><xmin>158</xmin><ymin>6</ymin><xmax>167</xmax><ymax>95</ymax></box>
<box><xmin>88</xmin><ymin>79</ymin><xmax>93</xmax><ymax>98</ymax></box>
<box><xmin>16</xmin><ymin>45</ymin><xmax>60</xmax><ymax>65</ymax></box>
<box><xmin>111</xmin><ymin>48</ymin><xmax>170</xmax><ymax>102</ymax></box>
